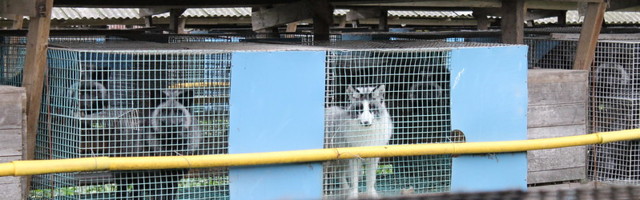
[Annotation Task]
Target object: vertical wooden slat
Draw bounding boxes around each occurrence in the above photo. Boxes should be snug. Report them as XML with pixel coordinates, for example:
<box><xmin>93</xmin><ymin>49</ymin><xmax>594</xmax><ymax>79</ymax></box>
<box><xmin>501</xmin><ymin>0</ymin><xmax>526</xmax><ymax>44</ymax></box>
<box><xmin>378</xmin><ymin>9</ymin><xmax>388</xmax><ymax>31</ymax></box>
<box><xmin>286</xmin><ymin>21</ymin><xmax>299</xmax><ymax>32</ymax></box>
<box><xmin>312</xmin><ymin>0</ymin><xmax>332</xmax><ymax>41</ymax></box>
<box><xmin>557</xmin><ymin>10</ymin><xmax>567</xmax><ymax>26</ymax></box>
<box><xmin>573</xmin><ymin>2</ymin><xmax>607</xmax><ymax>70</ymax></box>
<box><xmin>21</xmin><ymin>0</ymin><xmax>53</xmax><ymax>197</ymax></box>
<box><xmin>11</xmin><ymin>15</ymin><xmax>24</xmax><ymax>29</ymax></box>
<box><xmin>473</xmin><ymin>11</ymin><xmax>490</xmax><ymax>30</ymax></box>
<box><xmin>169</xmin><ymin>9</ymin><xmax>186</xmax><ymax>34</ymax></box>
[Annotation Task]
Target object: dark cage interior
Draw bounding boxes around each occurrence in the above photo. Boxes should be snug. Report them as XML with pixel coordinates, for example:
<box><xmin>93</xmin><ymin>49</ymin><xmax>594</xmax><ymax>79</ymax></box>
<box><xmin>323</xmin><ymin>49</ymin><xmax>452</xmax><ymax>198</ymax></box>
<box><xmin>31</xmin><ymin>48</ymin><xmax>231</xmax><ymax>199</ymax></box>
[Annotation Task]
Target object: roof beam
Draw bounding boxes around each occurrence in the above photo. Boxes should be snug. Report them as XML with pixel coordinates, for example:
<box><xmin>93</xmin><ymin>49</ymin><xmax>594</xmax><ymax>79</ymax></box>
<box><xmin>573</xmin><ymin>1</ymin><xmax>606</xmax><ymax>70</ymax></box>
<box><xmin>251</xmin><ymin>0</ymin><xmax>315</xmax><ymax>31</ymax></box>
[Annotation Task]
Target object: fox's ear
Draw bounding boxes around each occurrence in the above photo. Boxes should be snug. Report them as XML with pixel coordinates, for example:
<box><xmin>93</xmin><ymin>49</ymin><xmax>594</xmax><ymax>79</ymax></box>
<box><xmin>346</xmin><ymin>85</ymin><xmax>360</xmax><ymax>100</ymax></box>
<box><xmin>373</xmin><ymin>85</ymin><xmax>385</xmax><ymax>100</ymax></box>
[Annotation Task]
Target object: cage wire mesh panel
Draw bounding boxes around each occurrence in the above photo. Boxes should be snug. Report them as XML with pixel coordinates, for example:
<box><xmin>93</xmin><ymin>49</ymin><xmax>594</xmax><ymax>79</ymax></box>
<box><xmin>588</xmin><ymin>40</ymin><xmax>640</xmax><ymax>184</ymax></box>
<box><xmin>169</xmin><ymin>33</ymin><xmax>342</xmax><ymax>44</ymax></box>
<box><xmin>324</xmin><ymin>49</ymin><xmax>452</xmax><ymax>199</ymax></box>
<box><xmin>0</xmin><ymin>35</ymin><xmax>125</xmax><ymax>86</ymax></box>
<box><xmin>525</xmin><ymin>37</ymin><xmax>578</xmax><ymax>70</ymax></box>
<box><xmin>31</xmin><ymin>47</ymin><xmax>230</xmax><ymax>199</ymax></box>
<box><xmin>377</xmin><ymin>186</ymin><xmax>640</xmax><ymax>200</ymax></box>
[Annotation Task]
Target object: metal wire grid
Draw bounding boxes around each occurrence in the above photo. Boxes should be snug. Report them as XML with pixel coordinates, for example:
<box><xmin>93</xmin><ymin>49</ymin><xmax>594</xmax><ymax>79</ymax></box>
<box><xmin>31</xmin><ymin>48</ymin><xmax>230</xmax><ymax>199</ymax></box>
<box><xmin>378</xmin><ymin>186</ymin><xmax>640</xmax><ymax>200</ymax></box>
<box><xmin>324</xmin><ymin>49</ymin><xmax>452</xmax><ymax>199</ymax></box>
<box><xmin>0</xmin><ymin>35</ymin><xmax>125</xmax><ymax>86</ymax></box>
<box><xmin>525</xmin><ymin>37</ymin><xmax>640</xmax><ymax>184</ymax></box>
<box><xmin>588</xmin><ymin>41</ymin><xmax>640</xmax><ymax>184</ymax></box>
<box><xmin>525</xmin><ymin>37</ymin><xmax>578</xmax><ymax>69</ymax></box>
<box><xmin>168</xmin><ymin>33</ymin><xmax>342</xmax><ymax>43</ymax></box>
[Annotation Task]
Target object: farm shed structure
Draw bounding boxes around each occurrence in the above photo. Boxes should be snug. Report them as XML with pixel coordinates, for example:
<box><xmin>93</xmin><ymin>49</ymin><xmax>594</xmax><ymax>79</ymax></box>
<box><xmin>0</xmin><ymin>0</ymin><xmax>638</xmax><ymax>199</ymax></box>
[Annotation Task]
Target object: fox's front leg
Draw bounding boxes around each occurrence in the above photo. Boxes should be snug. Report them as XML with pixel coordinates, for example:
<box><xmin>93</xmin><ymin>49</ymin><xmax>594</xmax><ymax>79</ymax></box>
<box><xmin>365</xmin><ymin>157</ymin><xmax>381</xmax><ymax>198</ymax></box>
<box><xmin>347</xmin><ymin>159</ymin><xmax>360</xmax><ymax>199</ymax></box>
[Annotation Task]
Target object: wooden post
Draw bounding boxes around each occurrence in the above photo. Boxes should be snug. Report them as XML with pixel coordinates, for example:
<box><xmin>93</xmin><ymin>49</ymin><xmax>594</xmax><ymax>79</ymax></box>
<box><xmin>286</xmin><ymin>22</ymin><xmax>299</xmax><ymax>32</ymax></box>
<box><xmin>311</xmin><ymin>0</ymin><xmax>332</xmax><ymax>41</ymax></box>
<box><xmin>11</xmin><ymin>15</ymin><xmax>24</xmax><ymax>29</ymax></box>
<box><xmin>557</xmin><ymin>10</ymin><xmax>567</xmax><ymax>26</ymax></box>
<box><xmin>21</xmin><ymin>0</ymin><xmax>53</xmax><ymax>196</ymax></box>
<box><xmin>338</xmin><ymin>16</ymin><xmax>347</xmax><ymax>28</ymax></box>
<box><xmin>378</xmin><ymin>9</ymin><xmax>388</xmax><ymax>31</ymax></box>
<box><xmin>473</xmin><ymin>10</ymin><xmax>490</xmax><ymax>30</ymax></box>
<box><xmin>169</xmin><ymin>9</ymin><xmax>186</xmax><ymax>34</ymax></box>
<box><xmin>573</xmin><ymin>2</ymin><xmax>606</xmax><ymax>70</ymax></box>
<box><xmin>144</xmin><ymin>16</ymin><xmax>153</xmax><ymax>27</ymax></box>
<box><xmin>501</xmin><ymin>0</ymin><xmax>526</xmax><ymax>44</ymax></box>
<box><xmin>177</xmin><ymin>18</ymin><xmax>187</xmax><ymax>34</ymax></box>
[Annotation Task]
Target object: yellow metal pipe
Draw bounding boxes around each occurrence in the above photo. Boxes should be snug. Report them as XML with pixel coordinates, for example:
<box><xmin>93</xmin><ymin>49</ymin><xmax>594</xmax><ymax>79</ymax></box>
<box><xmin>1</xmin><ymin>128</ymin><xmax>639</xmax><ymax>177</ymax></box>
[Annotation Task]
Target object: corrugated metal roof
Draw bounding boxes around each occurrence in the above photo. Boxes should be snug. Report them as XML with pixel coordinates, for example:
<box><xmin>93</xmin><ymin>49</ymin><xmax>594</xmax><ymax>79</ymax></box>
<box><xmin>48</xmin><ymin>7</ymin><xmax>475</xmax><ymax>20</ymax></box>
<box><xmin>45</xmin><ymin>7</ymin><xmax>640</xmax><ymax>25</ymax></box>
<box><xmin>535</xmin><ymin>10</ymin><xmax>640</xmax><ymax>25</ymax></box>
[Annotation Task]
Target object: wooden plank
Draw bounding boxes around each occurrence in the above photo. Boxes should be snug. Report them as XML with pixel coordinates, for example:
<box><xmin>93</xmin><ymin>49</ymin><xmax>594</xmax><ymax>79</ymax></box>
<box><xmin>528</xmin><ymin>167</ymin><xmax>586</xmax><ymax>184</ymax></box>
<box><xmin>0</xmin><ymin>175</ymin><xmax>22</xmax><ymax>200</ymax></box>
<box><xmin>529</xmin><ymin>83</ymin><xmax>588</xmax><ymax>105</ymax></box>
<box><xmin>21</xmin><ymin>0</ymin><xmax>53</xmax><ymax>196</ymax></box>
<box><xmin>501</xmin><ymin>0</ymin><xmax>525</xmax><ymax>44</ymax></box>
<box><xmin>528</xmin><ymin>69</ymin><xmax>589</xmax><ymax>84</ymax></box>
<box><xmin>572</xmin><ymin>2</ymin><xmax>606</xmax><ymax>70</ymax></box>
<box><xmin>0</xmin><ymin>129</ymin><xmax>22</xmax><ymax>156</ymax></box>
<box><xmin>0</xmin><ymin>0</ymin><xmax>37</xmax><ymax>17</ymax></box>
<box><xmin>528</xmin><ymin>146</ymin><xmax>586</xmax><ymax>171</ymax></box>
<box><xmin>528</xmin><ymin>124</ymin><xmax>586</xmax><ymax>139</ymax></box>
<box><xmin>528</xmin><ymin>103</ymin><xmax>586</xmax><ymax>128</ymax></box>
<box><xmin>251</xmin><ymin>0</ymin><xmax>314</xmax><ymax>31</ymax></box>
<box><xmin>528</xmin><ymin>69</ymin><xmax>588</xmax><ymax>106</ymax></box>
<box><xmin>11</xmin><ymin>15</ymin><xmax>23</xmax><ymax>29</ymax></box>
<box><xmin>286</xmin><ymin>21</ymin><xmax>299</xmax><ymax>32</ymax></box>
<box><xmin>0</xmin><ymin>86</ymin><xmax>26</xmax><ymax>130</ymax></box>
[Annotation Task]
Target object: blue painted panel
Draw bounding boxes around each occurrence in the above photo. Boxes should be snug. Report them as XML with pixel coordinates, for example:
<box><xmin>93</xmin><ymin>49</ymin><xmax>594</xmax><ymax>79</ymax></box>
<box><xmin>229</xmin><ymin>51</ymin><xmax>326</xmax><ymax>199</ymax></box>
<box><xmin>230</xmin><ymin>163</ymin><xmax>323</xmax><ymax>200</ymax></box>
<box><xmin>449</xmin><ymin>46</ymin><xmax>528</xmax><ymax>192</ymax></box>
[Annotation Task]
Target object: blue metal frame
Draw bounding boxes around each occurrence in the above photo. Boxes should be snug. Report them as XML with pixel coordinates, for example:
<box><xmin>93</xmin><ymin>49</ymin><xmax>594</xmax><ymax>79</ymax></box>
<box><xmin>229</xmin><ymin>51</ymin><xmax>326</xmax><ymax>199</ymax></box>
<box><xmin>450</xmin><ymin>46</ymin><xmax>529</xmax><ymax>192</ymax></box>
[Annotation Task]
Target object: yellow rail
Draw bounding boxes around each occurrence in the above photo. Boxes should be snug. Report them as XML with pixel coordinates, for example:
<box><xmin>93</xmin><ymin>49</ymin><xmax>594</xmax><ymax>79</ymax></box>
<box><xmin>1</xmin><ymin>129</ymin><xmax>639</xmax><ymax>177</ymax></box>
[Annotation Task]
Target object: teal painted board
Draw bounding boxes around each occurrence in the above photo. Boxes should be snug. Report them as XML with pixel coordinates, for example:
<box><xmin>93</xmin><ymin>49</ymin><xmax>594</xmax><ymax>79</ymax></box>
<box><xmin>229</xmin><ymin>51</ymin><xmax>325</xmax><ymax>199</ymax></box>
<box><xmin>449</xmin><ymin>46</ymin><xmax>528</xmax><ymax>192</ymax></box>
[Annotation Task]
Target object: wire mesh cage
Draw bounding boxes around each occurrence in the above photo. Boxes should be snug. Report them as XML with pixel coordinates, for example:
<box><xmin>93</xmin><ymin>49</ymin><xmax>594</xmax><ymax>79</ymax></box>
<box><xmin>168</xmin><ymin>33</ymin><xmax>342</xmax><ymax>44</ymax></box>
<box><xmin>32</xmin><ymin>45</ymin><xmax>230</xmax><ymax>199</ymax></box>
<box><xmin>0</xmin><ymin>35</ymin><xmax>127</xmax><ymax>86</ymax></box>
<box><xmin>30</xmin><ymin>40</ymin><xmax>521</xmax><ymax>199</ymax></box>
<box><xmin>526</xmin><ymin>36</ymin><xmax>640</xmax><ymax>184</ymax></box>
<box><xmin>323</xmin><ymin>43</ymin><xmax>455</xmax><ymax>199</ymax></box>
<box><xmin>379</xmin><ymin>186</ymin><xmax>640</xmax><ymax>200</ymax></box>
<box><xmin>525</xmin><ymin>37</ymin><xmax>578</xmax><ymax>69</ymax></box>
<box><xmin>588</xmin><ymin>40</ymin><xmax>640</xmax><ymax>184</ymax></box>
<box><xmin>320</xmin><ymin>40</ymin><xmax>522</xmax><ymax>199</ymax></box>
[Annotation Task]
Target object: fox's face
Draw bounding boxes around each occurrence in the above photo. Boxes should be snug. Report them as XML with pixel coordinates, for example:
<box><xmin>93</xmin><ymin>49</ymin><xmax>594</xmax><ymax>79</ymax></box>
<box><xmin>345</xmin><ymin>85</ymin><xmax>387</xmax><ymax>127</ymax></box>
